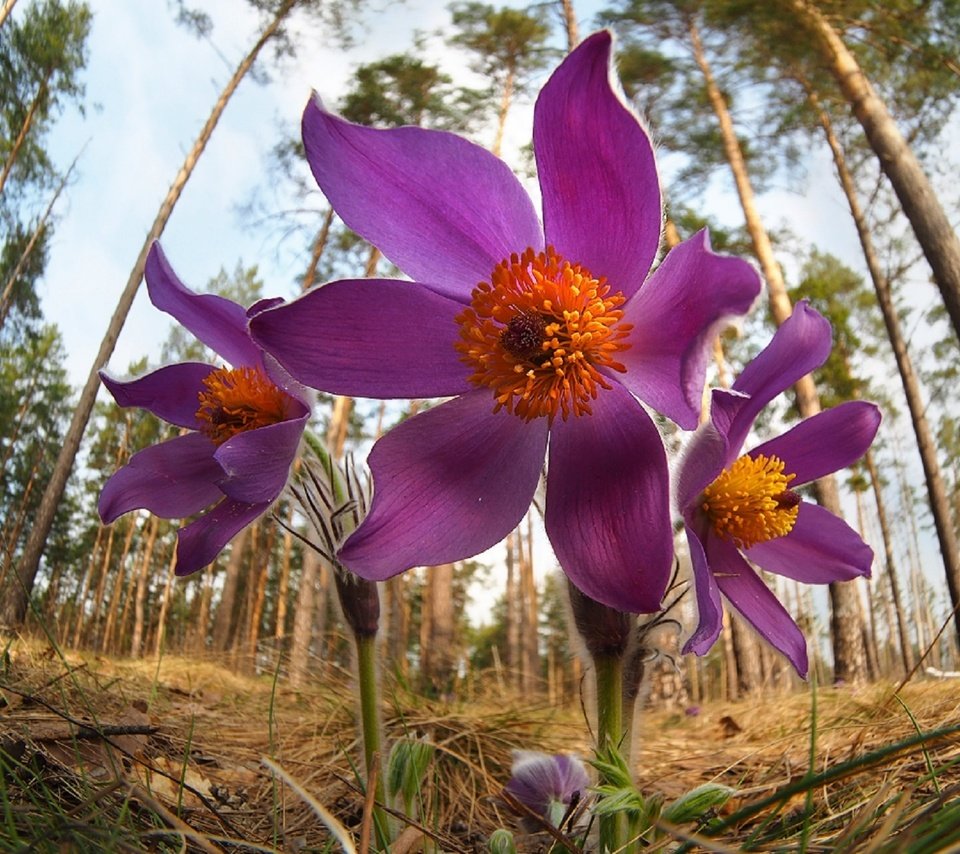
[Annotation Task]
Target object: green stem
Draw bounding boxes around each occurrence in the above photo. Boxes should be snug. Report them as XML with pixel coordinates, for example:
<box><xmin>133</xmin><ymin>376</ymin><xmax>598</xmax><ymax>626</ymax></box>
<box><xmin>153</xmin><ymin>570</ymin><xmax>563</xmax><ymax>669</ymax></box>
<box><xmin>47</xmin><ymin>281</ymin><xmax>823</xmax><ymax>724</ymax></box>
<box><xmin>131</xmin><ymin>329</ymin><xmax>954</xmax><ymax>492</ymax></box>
<box><xmin>594</xmin><ymin>651</ymin><xmax>628</xmax><ymax>852</ymax></box>
<box><xmin>356</xmin><ymin>632</ymin><xmax>390</xmax><ymax>850</ymax></box>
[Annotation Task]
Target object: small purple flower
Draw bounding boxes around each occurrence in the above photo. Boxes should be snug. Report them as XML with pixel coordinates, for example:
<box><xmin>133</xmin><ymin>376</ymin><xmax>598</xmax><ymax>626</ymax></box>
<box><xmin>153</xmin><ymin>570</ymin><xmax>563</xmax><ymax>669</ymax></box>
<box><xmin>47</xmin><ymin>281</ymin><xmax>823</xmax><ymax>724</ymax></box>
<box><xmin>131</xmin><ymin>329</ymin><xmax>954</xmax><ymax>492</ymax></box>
<box><xmin>98</xmin><ymin>242</ymin><xmax>310</xmax><ymax>576</ymax></box>
<box><xmin>504</xmin><ymin>751</ymin><xmax>589</xmax><ymax>828</ymax></box>
<box><xmin>250</xmin><ymin>30</ymin><xmax>760</xmax><ymax>612</ymax></box>
<box><xmin>677</xmin><ymin>302</ymin><xmax>881</xmax><ymax>676</ymax></box>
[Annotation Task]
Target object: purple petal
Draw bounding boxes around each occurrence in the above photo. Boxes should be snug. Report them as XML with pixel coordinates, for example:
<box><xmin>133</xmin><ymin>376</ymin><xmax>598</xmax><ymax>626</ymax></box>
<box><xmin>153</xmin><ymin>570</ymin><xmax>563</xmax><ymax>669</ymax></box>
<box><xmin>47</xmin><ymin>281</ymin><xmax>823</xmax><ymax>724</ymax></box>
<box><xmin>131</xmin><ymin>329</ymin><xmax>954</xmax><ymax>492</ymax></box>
<box><xmin>545</xmin><ymin>382</ymin><xmax>672</xmax><ymax>613</ymax></box>
<box><xmin>535</xmin><ymin>31</ymin><xmax>661</xmax><ymax>301</ymax></box>
<box><xmin>676</xmin><ymin>420</ymin><xmax>729</xmax><ymax>511</ymax></box>
<box><xmin>681</xmin><ymin>517</ymin><xmax>724</xmax><ymax>656</ymax></box>
<box><xmin>249</xmin><ymin>279</ymin><xmax>471</xmax><ymax>398</ymax></box>
<box><xmin>215</xmin><ymin>408</ymin><xmax>308</xmax><ymax>504</ymax></box>
<box><xmin>338</xmin><ymin>391</ymin><xmax>547</xmax><ymax>579</ymax></box>
<box><xmin>145</xmin><ymin>242</ymin><xmax>261</xmax><ymax>367</ymax></box>
<box><xmin>746</xmin><ymin>502</ymin><xmax>873</xmax><ymax>583</ymax></box>
<box><xmin>98</xmin><ymin>433</ymin><xmax>223</xmax><ymax>523</ymax></box>
<box><xmin>174</xmin><ymin>498</ymin><xmax>269</xmax><ymax>576</ymax></box>
<box><xmin>505</xmin><ymin>752</ymin><xmax>587</xmax><ymax>816</ymax></box>
<box><xmin>100</xmin><ymin>363</ymin><xmax>213</xmax><ymax>430</ymax></box>
<box><xmin>752</xmin><ymin>401</ymin><xmax>881</xmax><ymax>486</ymax></box>
<box><xmin>618</xmin><ymin>230</ymin><xmax>761</xmax><ymax>429</ymax></box>
<box><xmin>722</xmin><ymin>301</ymin><xmax>832</xmax><ymax>456</ymax></box>
<box><xmin>713</xmin><ymin>537</ymin><xmax>809</xmax><ymax>677</ymax></box>
<box><xmin>302</xmin><ymin>98</ymin><xmax>543</xmax><ymax>301</ymax></box>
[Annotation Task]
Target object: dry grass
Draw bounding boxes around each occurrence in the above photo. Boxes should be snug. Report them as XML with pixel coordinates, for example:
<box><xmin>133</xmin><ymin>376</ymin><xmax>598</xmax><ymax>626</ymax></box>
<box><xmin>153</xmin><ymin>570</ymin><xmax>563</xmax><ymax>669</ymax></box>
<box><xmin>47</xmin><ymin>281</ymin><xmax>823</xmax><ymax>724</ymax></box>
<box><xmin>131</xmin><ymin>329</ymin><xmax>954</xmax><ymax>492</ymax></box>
<box><xmin>1</xmin><ymin>637</ymin><xmax>959</xmax><ymax>852</ymax></box>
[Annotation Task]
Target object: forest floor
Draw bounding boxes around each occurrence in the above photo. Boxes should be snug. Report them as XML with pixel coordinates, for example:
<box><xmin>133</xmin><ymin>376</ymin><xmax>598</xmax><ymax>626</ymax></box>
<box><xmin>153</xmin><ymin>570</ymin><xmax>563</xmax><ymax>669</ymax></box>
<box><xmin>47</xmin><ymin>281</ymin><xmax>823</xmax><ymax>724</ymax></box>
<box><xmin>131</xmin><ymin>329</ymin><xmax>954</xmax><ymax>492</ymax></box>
<box><xmin>1</xmin><ymin>637</ymin><xmax>959</xmax><ymax>852</ymax></box>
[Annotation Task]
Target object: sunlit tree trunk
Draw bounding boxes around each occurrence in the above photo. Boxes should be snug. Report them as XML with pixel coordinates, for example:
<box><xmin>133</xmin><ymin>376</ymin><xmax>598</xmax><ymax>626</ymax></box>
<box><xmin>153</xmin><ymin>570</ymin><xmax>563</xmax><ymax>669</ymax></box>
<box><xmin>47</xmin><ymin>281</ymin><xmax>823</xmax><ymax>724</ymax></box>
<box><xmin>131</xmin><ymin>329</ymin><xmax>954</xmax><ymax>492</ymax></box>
<box><xmin>245</xmin><ymin>523</ymin><xmax>276</xmax><ymax>670</ymax></box>
<box><xmin>520</xmin><ymin>516</ymin><xmax>539</xmax><ymax>693</ymax></box>
<box><xmin>99</xmin><ymin>516</ymin><xmax>138</xmax><ymax>653</ymax></box>
<box><xmin>808</xmin><ymin>83</ymin><xmax>960</xmax><ymax>652</ymax></box>
<box><xmin>274</xmin><ymin>505</ymin><xmax>295</xmax><ymax>644</ymax></box>
<box><xmin>153</xmin><ymin>545</ymin><xmax>179</xmax><ymax>657</ymax></box>
<box><xmin>212</xmin><ymin>527</ymin><xmax>249</xmax><ymax>653</ymax></box>
<box><xmin>301</xmin><ymin>207</ymin><xmax>335</xmax><ymax>290</ymax></box>
<box><xmin>0</xmin><ymin>0</ymin><xmax>18</xmax><ymax>29</ymax></box>
<box><xmin>0</xmin><ymin>155</ymin><xmax>77</xmax><ymax>331</ymax></box>
<box><xmin>787</xmin><ymin>0</ymin><xmax>960</xmax><ymax>345</ymax></box>
<box><xmin>505</xmin><ymin>532</ymin><xmax>521</xmax><ymax>689</ymax></box>
<box><xmin>558</xmin><ymin>0</ymin><xmax>579</xmax><ymax>50</ymax></box>
<box><xmin>688</xmin><ymin>16</ymin><xmax>866</xmax><ymax>683</ymax></box>
<box><xmin>289</xmin><ymin>550</ymin><xmax>317</xmax><ymax>688</ymax></box>
<box><xmin>0</xmin><ymin>76</ymin><xmax>49</xmax><ymax>198</ymax></box>
<box><xmin>863</xmin><ymin>450</ymin><xmax>913</xmax><ymax>675</ymax></box>
<box><xmin>70</xmin><ymin>524</ymin><xmax>104</xmax><ymax>648</ymax></box>
<box><xmin>130</xmin><ymin>516</ymin><xmax>159</xmax><ymax>656</ymax></box>
<box><xmin>491</xmin><ymin>66</ymin><xmax>515</xmax><ymax>158</ymax></box>
<box><xmin>3</xmin><ymin>0</ymin><xmax>297</xmax><ymax>630</ymax></box>
<box><xmin>420</xmin><ymin>562</ymin><xmax>456</xmax><ymax>697</ymax></box>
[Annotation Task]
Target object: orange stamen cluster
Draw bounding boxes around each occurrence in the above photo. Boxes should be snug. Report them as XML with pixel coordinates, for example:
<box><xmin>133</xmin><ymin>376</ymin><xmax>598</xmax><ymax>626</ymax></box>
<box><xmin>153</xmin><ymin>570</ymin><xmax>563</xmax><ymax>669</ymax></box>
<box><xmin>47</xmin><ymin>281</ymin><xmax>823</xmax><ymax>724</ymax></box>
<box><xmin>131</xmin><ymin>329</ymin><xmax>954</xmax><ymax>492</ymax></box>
<box><xmin>196</xmin><ymin>365</ymin><xmax>289</xmax><ymax>446</ymax></box>
<box><xmin>454</xmin><ymin>247</ymin><xmax>632</xmax><ymax>421</ymax></box>
<box><xmin>701</xmin><ymin>453</ymin><xmax>800</xmax><ymax>549</ymax></box>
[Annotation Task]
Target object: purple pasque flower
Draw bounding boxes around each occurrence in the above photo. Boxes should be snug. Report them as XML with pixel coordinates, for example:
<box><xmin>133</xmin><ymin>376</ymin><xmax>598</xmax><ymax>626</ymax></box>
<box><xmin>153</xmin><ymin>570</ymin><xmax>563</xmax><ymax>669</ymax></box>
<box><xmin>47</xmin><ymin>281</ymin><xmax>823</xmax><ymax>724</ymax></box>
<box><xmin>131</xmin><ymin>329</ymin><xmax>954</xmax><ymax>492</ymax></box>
<box><xmin>504</xmin><ymin>751</ymin><xmax>589</xmax><ymax>828</ymax></box>
<box><xmin>98</xmin><ymin>242</ymin><xmax>310</xmax><ymax>576</ymax></box>
<box><xmin>677</xmin><ymin>301</ymin><xmax>881</xmax><ymax>676</ymax></box>
<box><xmin>250</xmin><ymin>30</ymin><xmax>760</xmax><ymax>612</ymax></box>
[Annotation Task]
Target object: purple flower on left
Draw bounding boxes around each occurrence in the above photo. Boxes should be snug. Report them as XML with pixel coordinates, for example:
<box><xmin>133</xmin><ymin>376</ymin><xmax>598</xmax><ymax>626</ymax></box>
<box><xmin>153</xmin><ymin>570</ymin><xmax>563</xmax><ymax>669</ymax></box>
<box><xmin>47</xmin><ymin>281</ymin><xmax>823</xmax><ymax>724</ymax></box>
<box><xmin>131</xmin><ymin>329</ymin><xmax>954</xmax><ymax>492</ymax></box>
<box><xmin>98</xmin><ymin>242</ymin><xmax>311</xmax><ymax>576</ymax></box>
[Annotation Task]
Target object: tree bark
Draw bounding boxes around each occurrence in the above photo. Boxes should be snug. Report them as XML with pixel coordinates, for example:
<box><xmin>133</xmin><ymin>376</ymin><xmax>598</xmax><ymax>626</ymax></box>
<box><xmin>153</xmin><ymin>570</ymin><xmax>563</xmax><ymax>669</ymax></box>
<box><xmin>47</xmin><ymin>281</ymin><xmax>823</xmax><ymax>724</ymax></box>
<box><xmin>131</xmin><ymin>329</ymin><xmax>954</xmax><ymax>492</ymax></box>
<box><xmin>289</xmin><ymin>549</ymin><xmax>318</xmax><ymax>688</ymax></box>
<box><xmin>787</xmin><ymin>0</ymin><xmax>960</xmax><ymax>345</ymax></box>
<box><xmin>689</xmin><ymin>16</ymin><xmax>867</xmax><ymax>683</ymax></box>
<box><xmin>559</xmin><ymin>0</ymin><xmax>579</xmax><ymax>51</ymax></box>
<box><xmin>153</xmin><ymin>543</ymin><xmax>179</xmax><ymax>657</ymax></box>
<box><xmin>129</xmin><ymin>516</ymin><xmax>159</xmax><ymax>656</ymax></box>
<box><xmin>0</xmin><ymin>75</ymin><xmax>49</xmax><ymax>198</ymax></box>
<box><xmin>491</xmin><ymin>66</ymin><xmax>515</xmax><ymax>158</ymax></box>
<box><xmin>301</xmin><ymin>207</ymin><xmax>335</xmax><ymax>290</ymax></box>
<box><xmin>0</xmin><ymin>0</ymin><xmax>18</xmax><ymax>29</ymax></box>
<box><xmin>420</xmin><ymin>562</ymin><xmax>456</xmax><ymax>697</ymax></box>
<box><xmin>807</xmin><ymin>86</ymin><xmax>960</xmax><ymax>649</ymax></box>
<box><xmin>519</xmin><ymin>517</ymin><xmax>539</xmax><ymax>694</ymax></box>
<box><xmin>212</xmin><ymin>527</ymin><xmax>249</xmax><ymax>653</ymax></box>
<box><xmin>0</xmin><ymin>153</ymin><xmax>77</xmax><ymax>332</ymax></box>
<box><xmin>1</xmin><ymin>0</ymin><xmax>296</xmax><ymax>630</ymax></box>
<box><xmin>864</xmin><ymin>450</ymin><xmax>914</xmax><ymax>675</ymax></box>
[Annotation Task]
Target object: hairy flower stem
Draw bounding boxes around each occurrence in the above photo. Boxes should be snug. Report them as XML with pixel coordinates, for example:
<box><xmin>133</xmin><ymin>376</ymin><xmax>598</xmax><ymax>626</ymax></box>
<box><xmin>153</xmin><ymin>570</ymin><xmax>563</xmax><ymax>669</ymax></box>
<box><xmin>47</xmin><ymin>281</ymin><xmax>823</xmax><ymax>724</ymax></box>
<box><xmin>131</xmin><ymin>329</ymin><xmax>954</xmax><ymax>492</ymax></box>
<box><xmin>594</xmin><ymin>651</ymin><xmax>630</xmax><ymax>852</ymax></box>
<box><xmin>355</xmin><ymin>632</ymin><xmax>390</xmax><ymax>848</ymax></box>
<box><xmin>301</xmin><ymin>431</ymin><xmax>390</xmax><ymax>846</ymax></box>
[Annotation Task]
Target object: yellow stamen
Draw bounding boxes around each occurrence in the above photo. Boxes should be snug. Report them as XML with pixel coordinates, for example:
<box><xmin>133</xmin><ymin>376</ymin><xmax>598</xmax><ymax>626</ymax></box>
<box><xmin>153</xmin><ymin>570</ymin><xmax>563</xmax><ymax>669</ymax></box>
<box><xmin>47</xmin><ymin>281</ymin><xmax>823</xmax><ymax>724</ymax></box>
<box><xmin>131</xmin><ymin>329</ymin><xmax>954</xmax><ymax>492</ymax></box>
<box><xmin>454</xmin><ymin>247</ymin><xmax>631</xmax><ymax>421</ymax></box>
<box><xmin>701</xmin><ymin>453</ymin><xmax>799</xmax><ymax>549</ymax></box>
<box><xmin>196</xmin><ymin>365</ymin><xmax>289</xmax><ymax>446</ymax></box>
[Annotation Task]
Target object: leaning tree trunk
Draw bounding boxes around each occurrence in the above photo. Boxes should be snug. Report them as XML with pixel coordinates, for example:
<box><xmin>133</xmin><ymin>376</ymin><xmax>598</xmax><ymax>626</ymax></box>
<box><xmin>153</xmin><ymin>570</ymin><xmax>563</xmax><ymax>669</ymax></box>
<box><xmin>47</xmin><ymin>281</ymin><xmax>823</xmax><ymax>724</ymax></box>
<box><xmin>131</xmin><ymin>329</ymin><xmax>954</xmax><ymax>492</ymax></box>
<box><xmin>786</xmin><ymin>0</ymin><xmax>960</xmax><ymax>345</ymax></box>
<box><xmin>864</xmin><ymin>451</ymin><xmax>913</xmax><ymax>674</ymax></box>
<box><xmin>559</xmin><ymin>0</ymin><xmax>579</xmax><ymax>51</ymax></box>
<box><xmin>808</xmin><ymin>85</ymin><xmax>960</xmax><ymax>650</ymax></box>
<box><xmin>0</xmin><ymin>75</ymin><xmax>49</xmax><ymax>198</ymax></box>
<box><xmin>689</xmin><ymin>16</ymin><xmax>867</xmax><ymax>683</ymax></box>
<box><xmin>0</xmin><ymin>0</ymin><xmax>17</xmax><ymax>28</ymax></box>
<box><xmin>1</xmin><ymin>0</ymin><xmax>296</xmax><ymax>631</ymax></box>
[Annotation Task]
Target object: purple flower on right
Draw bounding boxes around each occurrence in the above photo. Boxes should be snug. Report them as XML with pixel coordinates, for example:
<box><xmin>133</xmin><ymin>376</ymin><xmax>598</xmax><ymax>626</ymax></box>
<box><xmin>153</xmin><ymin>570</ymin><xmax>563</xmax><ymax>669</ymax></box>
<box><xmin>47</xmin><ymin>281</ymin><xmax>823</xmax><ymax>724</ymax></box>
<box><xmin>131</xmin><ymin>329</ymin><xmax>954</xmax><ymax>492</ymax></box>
<box><xmin>677</xmin><ymin>302</ymin><xmax>881</xmax><ymax>677</ymax></box>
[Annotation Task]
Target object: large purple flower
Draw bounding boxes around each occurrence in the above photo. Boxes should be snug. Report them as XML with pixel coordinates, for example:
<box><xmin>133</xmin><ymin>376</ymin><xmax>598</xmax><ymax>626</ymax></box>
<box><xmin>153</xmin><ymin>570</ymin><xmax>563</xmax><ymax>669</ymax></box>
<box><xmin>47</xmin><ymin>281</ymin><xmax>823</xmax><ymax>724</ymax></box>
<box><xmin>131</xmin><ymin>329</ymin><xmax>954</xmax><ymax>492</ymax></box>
<box><xmin>677</xmin><ymin>302</ymin><xmax>881</xmax><ymax>676</ymax></box>
<box><xmin>98</xmin><ymin>242</ymin><xmax>310</xmax><ymax>576</ymax></box>
<box><xmin>250</xmin><ymin>31</ymin><xmax>760</xmax><ymax>612</ymax></box>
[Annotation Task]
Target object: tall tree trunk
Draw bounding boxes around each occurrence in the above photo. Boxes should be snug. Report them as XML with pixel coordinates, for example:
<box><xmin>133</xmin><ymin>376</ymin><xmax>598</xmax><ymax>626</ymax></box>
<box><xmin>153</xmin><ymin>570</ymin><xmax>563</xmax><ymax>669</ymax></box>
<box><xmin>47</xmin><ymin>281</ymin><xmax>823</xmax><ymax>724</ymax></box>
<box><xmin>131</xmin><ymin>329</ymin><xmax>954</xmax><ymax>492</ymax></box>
<box><xmin>420</xmin><ymin>562</ymin><xmax>456</xmax><ymax>697</ymax></box>
<box><xmin>0</xmin><ymin>75</ymin><xmax>49</xmax><ymax>198</ymax></box>
<box><xmin>519</xmin><ymin>516</ymin><xmax>539</xmax><ymax>694</ymax></box>
<box><xmin>491</xmin><ymin>66</ymin><xmax>515</xmax><ymax>158</ymax></box>
<box><xmin>505</xmin><ymin>532</ymin><xmax>521</xmax><ymax>689</ymax></box>
<box><xmin>807</xmin><ymin>85</ymin><xmax>960</xmax><ymax>649</ymax></box>
<box><xmin>558</xmin><ymin>0</ymin><xmax>579</xmax><ymax>50</ymax></box>
<box><xmin>864</xmin><ymin>450</ymin><xmax>914</xmax><ymax>674</ymax></box>
<box><xmin>2</xmin><ymin>0</ymin><xmax>296</xmax><ymax>630</ymax></box>
<box><xmin>153</xmin><ymin>544</ymin><xmax>179</xmax><ymax>657</ymax></box>
<box><xmin>129</xmin><ymin>516</ymin><xmax>159</xmax><ymax>656</ymax></box>
<box><xmin>786</xmin><ymin>0</ymin><xmax>960</xmax><ymax>345</ymax></box>
<box><xmin>70</xmin><ymin>524</ymin><xmax>104</xmax><ymax>648</ymax></box>
<box><xmin>289</xmin><ymin>549</ymin><xmax>318</xmax><ymax>688</ymax></box>
<box><xmin>212</xmin><ymin>527</ymin><xmax>249</xmax><ymax>653</ymax></box>
<box><xmin>0</xmin><ymin>0</ymin><xmax>18</xmax><ymax>29</ymax></box>
<box><xmin>245</xmin><ymin>522</ymin><xmax>276</xmax><ymax>669</ymax></box>
<box><xmin>689</xmin><ymin>16</ymin><xmax>866</xmax><ymax>683</ymax></box>
<box><xmin>301</xmin><ymin>207</ymin><xmax>335</xmax><ymax>290</ymax></box>
<box><xmin>274</xmin><ymin>506</ymin><xmax>295</xmax><ymax>644</ymax></box>
<box><xmin>0</xmin><ymin>153</ymin><xmax>77</xmax><ymax>332</ymax></box>
<box><xmin>99</xmin><ymin>518</ymin><xmax>137</xmax><ymax>652</ymax></box>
